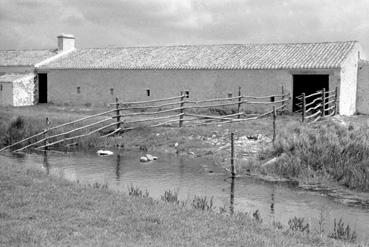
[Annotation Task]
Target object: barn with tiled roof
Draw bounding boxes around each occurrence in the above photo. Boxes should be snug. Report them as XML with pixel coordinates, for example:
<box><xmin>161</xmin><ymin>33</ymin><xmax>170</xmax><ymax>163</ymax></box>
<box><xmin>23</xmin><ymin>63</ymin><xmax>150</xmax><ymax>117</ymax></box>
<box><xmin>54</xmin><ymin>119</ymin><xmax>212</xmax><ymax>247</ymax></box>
<box><xmin>2</xmin><ymin>34</ymin><xmax>369</xmax><ymax>115</ymax></box>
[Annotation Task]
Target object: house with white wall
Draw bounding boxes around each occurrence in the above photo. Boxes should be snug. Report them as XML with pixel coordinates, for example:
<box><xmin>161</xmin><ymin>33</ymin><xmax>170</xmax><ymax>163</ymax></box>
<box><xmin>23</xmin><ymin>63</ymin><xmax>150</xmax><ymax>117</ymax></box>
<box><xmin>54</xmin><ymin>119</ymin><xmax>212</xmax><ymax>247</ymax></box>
<box><xmin>1</xmin><ymin>34</ymin><xmax>368</xmax><ymax>115</ymax></box>
<box><xmin>0</xmin><ymin>34</ymin><xmax>74</xmax><ymax>106</ymax></box>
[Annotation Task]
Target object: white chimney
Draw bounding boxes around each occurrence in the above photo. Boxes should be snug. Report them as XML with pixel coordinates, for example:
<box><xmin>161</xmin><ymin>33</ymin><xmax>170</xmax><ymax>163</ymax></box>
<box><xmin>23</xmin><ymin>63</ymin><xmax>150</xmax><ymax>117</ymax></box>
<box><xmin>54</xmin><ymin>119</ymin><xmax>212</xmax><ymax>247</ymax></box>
<box><xmin>57</xmin><ymin>34</ymin><xmax>75</xmax><ymax>52</ymax></box>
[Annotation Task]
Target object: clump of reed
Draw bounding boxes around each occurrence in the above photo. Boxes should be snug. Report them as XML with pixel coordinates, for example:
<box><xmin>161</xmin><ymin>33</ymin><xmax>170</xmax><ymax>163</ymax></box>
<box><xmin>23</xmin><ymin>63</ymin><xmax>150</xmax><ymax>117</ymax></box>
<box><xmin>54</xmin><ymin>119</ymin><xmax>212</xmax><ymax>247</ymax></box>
<box><xmin>328</xmin><ymin>218</ymin><xmax>357</xmax><ymax>242</ymax></box>
<box><xmin>260</xmin><ymin>120</ymin><xmax>369</xmax><ymax>191</ymax></box>
<box><xmin>128</xmin><ymin>184</ymin><xmax>149</xmax><ymax>198</ymax></box>
<box><xmin>252</xmin><ymin>209</ymin><xmax>263</xmax><ymax>223</ymax></box>
<box><xmin>161</xmin><ymin>190</ymin><xmax>179</xmax><ymax>204</ymax></box>
<box><xmin>191</xmin><ymin>195</ymin><xmax>214</xmax><ymax>211</ymax></box>
<box><xmin>288</xmin><ymin>217</ymin><xmax>310</xmax><ymax>233</ymax></box>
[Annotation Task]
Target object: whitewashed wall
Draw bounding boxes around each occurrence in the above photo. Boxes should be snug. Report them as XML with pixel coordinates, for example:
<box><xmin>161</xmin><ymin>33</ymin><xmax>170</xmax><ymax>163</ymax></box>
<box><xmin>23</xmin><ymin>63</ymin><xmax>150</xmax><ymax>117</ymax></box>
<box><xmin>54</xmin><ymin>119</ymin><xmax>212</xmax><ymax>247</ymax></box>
<box><xmin>357</xmin><ymin>61</ymin><xmax>369</xmax><ymax>114</ymax></box>
<box><xmin>339</xmin><ymin>44</ymin><xmax>362</xmax><ymax>115</ymax></box>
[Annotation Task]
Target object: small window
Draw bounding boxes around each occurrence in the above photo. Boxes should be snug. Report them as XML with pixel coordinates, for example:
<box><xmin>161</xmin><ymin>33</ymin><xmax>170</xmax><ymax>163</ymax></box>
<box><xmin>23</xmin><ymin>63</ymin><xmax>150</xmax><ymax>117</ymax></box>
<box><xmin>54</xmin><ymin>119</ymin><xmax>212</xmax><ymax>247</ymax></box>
<box><xmin>146</xmin><ymin>89</ymin><xmax>150</xmax><ymax>97</ymax></box>
<box><xmin>270</xmin><ymin>96</ymin><xmax>275</xmax><ymax>102</ymax></box>
<box><xmin>185</xmin><ymin>91</ymin><xmax>190</xmax><ymax>98</ymax></box>
<box><xmin>110</xmin><ymin>88</ymin><xmax>114</xmax><ymax>95</ymax></box>
<box><xmin>228</xmin><ymin>92</ymin><xmax>233</xmax><ymax>98</ymax></box>
<box><xmin>77</xmin><ymin>86</ymin><xmax>81</xmax><ymax>94</ymax></box>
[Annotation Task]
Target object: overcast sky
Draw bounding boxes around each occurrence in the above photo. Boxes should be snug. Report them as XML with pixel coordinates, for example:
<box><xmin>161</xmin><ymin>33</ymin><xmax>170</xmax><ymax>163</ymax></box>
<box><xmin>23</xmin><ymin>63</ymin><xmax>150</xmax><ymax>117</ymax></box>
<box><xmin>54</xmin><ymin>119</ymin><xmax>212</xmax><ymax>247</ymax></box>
<box><xmin>1</xmin><ymin>0</ymin><xmax>369</xmax><ymax>52</ymax></box>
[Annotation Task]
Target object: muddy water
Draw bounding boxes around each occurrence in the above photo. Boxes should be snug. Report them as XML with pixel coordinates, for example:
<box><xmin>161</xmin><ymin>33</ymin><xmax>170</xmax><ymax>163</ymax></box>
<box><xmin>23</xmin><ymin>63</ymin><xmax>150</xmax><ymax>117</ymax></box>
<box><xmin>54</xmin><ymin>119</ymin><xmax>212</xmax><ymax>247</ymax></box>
<box><xmin>1</xmin><ymin>151</ymin><xmax>369</xmax><ymax>241</ymax></box>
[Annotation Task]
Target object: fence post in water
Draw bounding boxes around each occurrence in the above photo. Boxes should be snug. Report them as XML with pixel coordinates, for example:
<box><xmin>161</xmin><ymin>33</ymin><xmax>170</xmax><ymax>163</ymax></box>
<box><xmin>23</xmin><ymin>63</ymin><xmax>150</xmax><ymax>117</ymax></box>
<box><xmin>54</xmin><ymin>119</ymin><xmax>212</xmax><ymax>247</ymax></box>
<box><xmin>44</xmin><ymin>117</ymin><xmax>50</xmax><ymax>152</ymax></box>
<box><xmin>272</xmin><ymin>106</ymin><xmax>276</xmax><ymax>145</ymax></box>
<box><xmin>321</xmin><ymin>88</ymin><xmax>326</xmax><ymax>117</ymax></box>
<box><xmin>179</xmin><ymin>92</ymin><xmax>185</xmax><ymax>127</ymax></box>
<box><xmin>334</xmin><ymin>86</ymin><xmax>338</xmax><ymax>115</ymax></box>
<box><xmin>230</xmin><ymin>132</ymin><xmax>235</xmax><ymax>177</ymax></box>
<box><xmin>115</xmin><ymin>97</ymin><xmax>121</xmax><ymax>131</ymax></box>
<box><xmin>237</xmin><ymin>86</ymin><xmax>242</xmax><ymax>119</ymax></box>
<box><xmin>230</xmin><ymin>175</ymin><xmax>235</xmax><ymax>215</ymax></box>
<box><xmin>302</xmin><ymin>93</ymin><xmax>306</xmax><ymax>122</ymax></box>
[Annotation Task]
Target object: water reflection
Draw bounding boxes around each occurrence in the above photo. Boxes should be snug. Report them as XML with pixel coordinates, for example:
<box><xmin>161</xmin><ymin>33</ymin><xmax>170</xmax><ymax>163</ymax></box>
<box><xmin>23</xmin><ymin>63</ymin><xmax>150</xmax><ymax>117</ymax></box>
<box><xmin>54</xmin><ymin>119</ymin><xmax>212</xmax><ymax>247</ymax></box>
<box><xmin>271</xmin><ymin>186</ymin><xmax>275</xmax><ymax>215</ymax></box>
<box><xmin>43</xmin><ymin>151</ymin><xmax>50</xmax><ymax>175</ymax></box>
<box><xmin>229</xmin><ymin>175</ymin><xmax>235</xmax><ymax>215</ymax></box>
<box><xmin>116</xmin><ymin>154</ymin><xmax>121</xmax><ymax>180</ymax></box>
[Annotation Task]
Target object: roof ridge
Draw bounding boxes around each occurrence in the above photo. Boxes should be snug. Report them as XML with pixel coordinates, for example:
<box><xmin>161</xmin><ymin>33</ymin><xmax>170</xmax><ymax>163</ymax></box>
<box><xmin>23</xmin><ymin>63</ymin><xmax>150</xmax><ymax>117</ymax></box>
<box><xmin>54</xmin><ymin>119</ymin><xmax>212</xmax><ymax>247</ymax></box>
<box><xmin>78</xmin><ymin>40</ymin><xmax>358</xmax><ymax>50</ymax></box>
<box><xmin>0</xmin><ymin>48</ymin><xmax>57</xmax><ymax>52</ymax></box>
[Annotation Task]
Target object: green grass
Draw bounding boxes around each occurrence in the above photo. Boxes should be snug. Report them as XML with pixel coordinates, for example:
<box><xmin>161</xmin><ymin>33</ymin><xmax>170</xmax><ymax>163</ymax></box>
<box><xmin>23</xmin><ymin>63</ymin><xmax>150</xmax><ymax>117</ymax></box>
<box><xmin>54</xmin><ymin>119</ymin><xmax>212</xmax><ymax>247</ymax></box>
<box><xmin>0</xmin><ymin>160</ymin><xmax>359</xmax><ymax>247</ymax></box>
<box><xmin>254</xmin><ymin>119</ymin><xmax>369</xmax><ymax>191</ymax></box>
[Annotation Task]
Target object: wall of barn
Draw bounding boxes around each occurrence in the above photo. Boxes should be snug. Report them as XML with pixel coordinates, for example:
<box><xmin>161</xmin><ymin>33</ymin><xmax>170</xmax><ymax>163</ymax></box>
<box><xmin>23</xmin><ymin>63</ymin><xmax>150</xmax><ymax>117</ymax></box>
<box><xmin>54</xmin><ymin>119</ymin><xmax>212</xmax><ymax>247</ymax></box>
<box><xmin>46</xmin><ymin>69</ymin><xmax>292</xmax><ymax>112</ymax></box>
<box><xmin>357</xmin><ymin>61</ymin><xmax>369</xmax><ymax>114</ymax></box>
<box><xmin>45</xmin><ymin>68</ymin><xmax>345</xmax><ymax>113</ymax></box>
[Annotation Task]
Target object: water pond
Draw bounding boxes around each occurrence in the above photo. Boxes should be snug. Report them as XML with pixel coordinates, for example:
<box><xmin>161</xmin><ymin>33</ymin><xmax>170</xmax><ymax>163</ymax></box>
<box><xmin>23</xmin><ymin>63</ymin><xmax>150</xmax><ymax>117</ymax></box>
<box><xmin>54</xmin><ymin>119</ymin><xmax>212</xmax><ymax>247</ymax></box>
<box><xmin>1</xmin><ymin>151</ymin><xmax>368</xmax><ymax>241</ymax></box>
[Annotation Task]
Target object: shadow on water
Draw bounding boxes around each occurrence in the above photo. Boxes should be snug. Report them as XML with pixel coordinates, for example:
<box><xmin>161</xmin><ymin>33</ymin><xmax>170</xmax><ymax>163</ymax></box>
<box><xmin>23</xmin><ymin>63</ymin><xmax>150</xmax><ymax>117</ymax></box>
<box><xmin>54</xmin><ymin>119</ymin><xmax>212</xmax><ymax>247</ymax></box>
<box><xmin>2</xmin><ymin>151</ymin><xmax>369</xmax><ymax>241</ymax></box>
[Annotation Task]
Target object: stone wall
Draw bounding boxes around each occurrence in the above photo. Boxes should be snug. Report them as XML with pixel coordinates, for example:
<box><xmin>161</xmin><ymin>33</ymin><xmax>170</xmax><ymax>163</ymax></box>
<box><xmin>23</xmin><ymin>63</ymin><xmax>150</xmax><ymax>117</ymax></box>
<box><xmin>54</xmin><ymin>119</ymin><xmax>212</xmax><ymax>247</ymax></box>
<box><xmin>13</xmin><ymin>74</ymin><xmax>35</xmax><ymax>106</ymax></box>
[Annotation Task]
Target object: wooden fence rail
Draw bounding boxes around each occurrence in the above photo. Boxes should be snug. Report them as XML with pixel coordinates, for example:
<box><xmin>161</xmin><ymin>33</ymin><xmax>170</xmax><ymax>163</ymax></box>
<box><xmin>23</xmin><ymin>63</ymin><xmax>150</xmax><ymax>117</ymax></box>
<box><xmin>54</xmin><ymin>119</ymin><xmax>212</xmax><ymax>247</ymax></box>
<box><xmin>299</xmin><ymin>87</ymin><xmax>338</xmax><ymax>123</ymax></box>
<box><xmin>1</xmin><ymin>85</ymin><xmax>291</xmax><ymax>153</ymax></box>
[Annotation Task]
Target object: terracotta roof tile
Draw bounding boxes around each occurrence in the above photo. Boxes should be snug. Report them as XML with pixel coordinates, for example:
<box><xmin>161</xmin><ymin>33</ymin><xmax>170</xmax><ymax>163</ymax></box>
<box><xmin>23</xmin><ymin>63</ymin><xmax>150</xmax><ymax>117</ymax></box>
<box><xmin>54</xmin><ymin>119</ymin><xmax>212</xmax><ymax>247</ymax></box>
<box><xmin>0</xmin><ymin>73</ymin><xmax>35</xmax><ymax>82</ymax></box>
<box><xmin>40</xmin><ymin>41</ymin><xmax>357</xmax><ymax>70</ymax></box>
<box><xmin>0</xmin><ymin>49</ymin><xmax>58</xmax><ymax>66</ymax></box>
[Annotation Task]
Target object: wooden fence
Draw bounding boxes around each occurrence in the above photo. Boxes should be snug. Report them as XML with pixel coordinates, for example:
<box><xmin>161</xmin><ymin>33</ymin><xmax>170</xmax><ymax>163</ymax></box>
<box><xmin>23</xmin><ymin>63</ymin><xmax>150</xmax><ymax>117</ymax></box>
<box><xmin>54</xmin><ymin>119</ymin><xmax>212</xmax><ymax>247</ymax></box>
<box><xmin>295</xmin><ymin>87</ymin><xmax>338</xmax><ymax>123</ymax></box>
<box><xmin>0</xmin><ymin>87</ymin><xmax>290</xmax><ymax>153</ymax></box>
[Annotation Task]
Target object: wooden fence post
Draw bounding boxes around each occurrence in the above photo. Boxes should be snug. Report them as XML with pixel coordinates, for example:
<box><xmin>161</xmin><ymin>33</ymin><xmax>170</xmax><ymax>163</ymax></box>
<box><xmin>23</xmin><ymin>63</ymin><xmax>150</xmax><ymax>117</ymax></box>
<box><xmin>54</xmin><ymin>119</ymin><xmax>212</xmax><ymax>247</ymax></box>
<box><xmin>237</xmin><ymin>86</ymin><xmax>242</xmax><ymax>119</ymax></box>
<box><xmin>44</xmin><ymin>117</ymin><xmax>50</xmax><ymax>152</ymax></box>
<box><xmin>230</xmin><ymin>132</ymin><xmax>235</xmax><ymax>177</ymax></box>
<box><xmin>272</xmin><ymin>106</ymin><xmax>276</xmax><ymax>145</ymax></box>
<box><xmin>321</xmin><ymin>88</ymin><xmax>326</xmax><ymax>117</ymax></box>
<box><xmin>115</xmin><ymin>97</ymin><xmax>121</xmax><ymax>131</ymax></box>
<box><xmin>302</xmin><ymin>93</ymin><xmax>306</xmax><ymax>122</ymax></box>
<box><xmin>334</xmin><ymin>87</ymin><xmax>338</xmax><ymax>115</ymax></box>
<box><xmin>179</xmin><ymin>92</ymin><xmax>185</xmax><ymax>127</ymax></box>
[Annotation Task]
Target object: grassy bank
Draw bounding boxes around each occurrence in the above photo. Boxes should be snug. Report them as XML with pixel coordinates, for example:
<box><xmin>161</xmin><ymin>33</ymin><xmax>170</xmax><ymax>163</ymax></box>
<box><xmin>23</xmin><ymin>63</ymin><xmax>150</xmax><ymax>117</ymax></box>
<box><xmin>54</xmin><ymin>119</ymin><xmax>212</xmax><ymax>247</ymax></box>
<box><xmin>0</xmin><ymin>160</ymin><xmax>360</xmax><ymax>246</ymax></box>
<box><xmin>250</xmin><ymin>118</ymin><xmax>369</xmax><ymax>192</ymax></box>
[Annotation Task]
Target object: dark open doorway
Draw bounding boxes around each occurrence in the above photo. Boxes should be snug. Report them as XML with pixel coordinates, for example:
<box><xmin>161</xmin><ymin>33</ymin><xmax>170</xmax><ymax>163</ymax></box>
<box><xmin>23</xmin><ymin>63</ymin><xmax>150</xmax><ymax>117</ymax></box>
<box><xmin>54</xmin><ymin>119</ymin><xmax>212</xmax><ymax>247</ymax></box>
<box><xmin>38</xmin><ymin>73</ymin><xmax>47</xmax><ymax>104</ymax></box>
<box><xmin>293</xmin><ymin>74</ymin><xmax>329</xmax><ymax>112</ymax></box>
